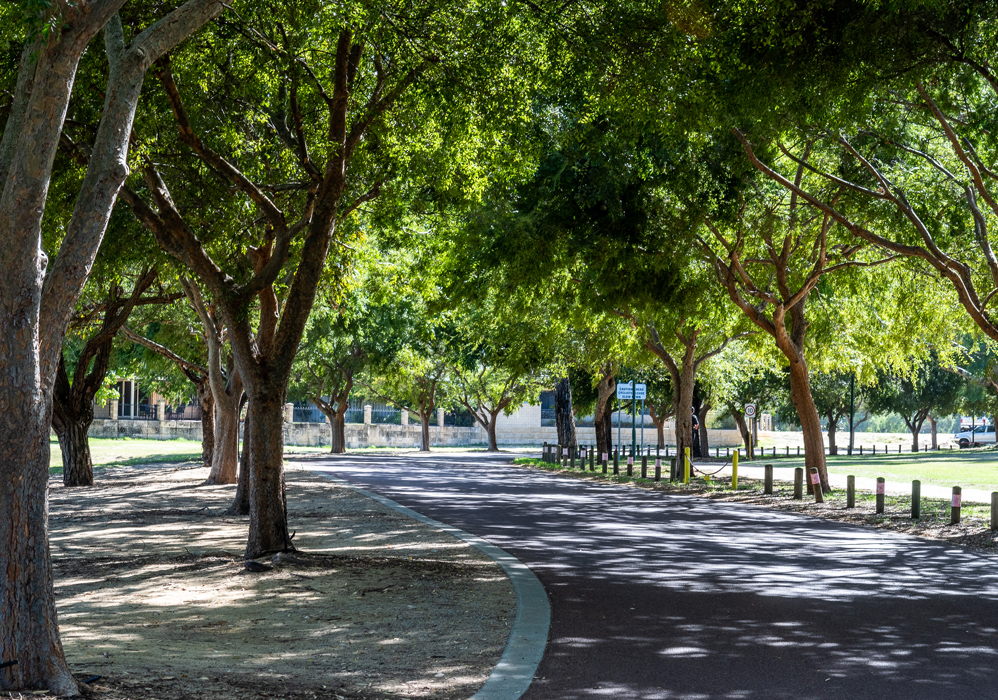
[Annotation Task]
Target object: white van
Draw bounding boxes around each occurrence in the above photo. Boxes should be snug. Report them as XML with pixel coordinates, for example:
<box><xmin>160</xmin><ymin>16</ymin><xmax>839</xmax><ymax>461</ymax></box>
<box><xmin>955</xmin><ymin>424</ymin><xmax>996</xmax><ymax>448</ymax></box>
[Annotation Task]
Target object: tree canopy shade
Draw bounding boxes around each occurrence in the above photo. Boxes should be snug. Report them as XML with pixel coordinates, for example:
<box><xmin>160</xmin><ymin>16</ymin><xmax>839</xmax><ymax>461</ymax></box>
<box><xmin>122</xmin><ymin>0</ymin><xmax>541</xmax><ymax>556</ymax></box>
<box><xmin>1</xmin><ymin>2</ymin><xmax>225</xmax><ymax>694</ymax></box>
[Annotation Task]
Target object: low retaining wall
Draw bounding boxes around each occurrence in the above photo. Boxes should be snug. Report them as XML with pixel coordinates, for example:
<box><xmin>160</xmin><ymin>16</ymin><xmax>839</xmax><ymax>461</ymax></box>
<box><xmin>82</xmin><ymin>419</ymin><xmax>747</xmax><ymax>449</ymax></box>
<box><xmin>85</xmin><ymin>419</ymin><xmax>487</xmax><ymax>449</ymax></box>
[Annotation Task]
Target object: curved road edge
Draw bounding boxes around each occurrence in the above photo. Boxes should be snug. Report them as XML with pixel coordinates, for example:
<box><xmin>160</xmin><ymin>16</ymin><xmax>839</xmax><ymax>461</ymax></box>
<box><xmin>315</xmin><ymin>471</ymin><xmax>550</xmax><ymax>700</ymax></box>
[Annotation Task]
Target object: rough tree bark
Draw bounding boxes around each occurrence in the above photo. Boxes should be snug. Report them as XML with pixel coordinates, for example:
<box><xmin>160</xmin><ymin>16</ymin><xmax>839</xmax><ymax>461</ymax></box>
<box><xmin>928</xmin><ymin>414</ymin><xmax>938</xmax><ymax>450</ymax></box>
<box><xmin>0</xmin><ymin>2</ymin><xmax>224</xmax><ymax>693</ymax></box>
<box><xmin>121</xmin><ymin>325</ymin><xmax>215</xmax><ymax>467</ymax></box>
<box><xmin>130</xmin><ymin>30</ymin><xmax>429</xmax><ymax>558</ymax></box>
<box><xmin>731</xmin><ymin>408</ymin><xmax>754</xmax><ymax>459</ymax></box>
<box><xmin>554</xmin><ymin>377</ymin><xmax>577</xmax><ymax>450</ymax></box>
<box><xmin>593</xmin><ymin>365</ymin><xmax>617</xmax><ymax>458</ymax></box>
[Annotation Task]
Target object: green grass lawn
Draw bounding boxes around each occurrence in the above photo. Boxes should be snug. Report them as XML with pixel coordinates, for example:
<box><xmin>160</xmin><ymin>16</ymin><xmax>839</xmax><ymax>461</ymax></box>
<box><xmin>743</xmin><ymin>449</ymin><xmax>998</xmax><ymax>491</ymax></box>
<box><xmin>49</xmin><ymin>438</ymin><xmax>329</xmax><ymax>474</ymax></box>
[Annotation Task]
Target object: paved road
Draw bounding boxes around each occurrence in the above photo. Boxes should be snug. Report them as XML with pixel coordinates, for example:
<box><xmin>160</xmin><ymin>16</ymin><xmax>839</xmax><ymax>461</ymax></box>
<box><xmin>305</xmin><ymin>452</ymin><xmax>998</xmax><ymax>700</ymax></box>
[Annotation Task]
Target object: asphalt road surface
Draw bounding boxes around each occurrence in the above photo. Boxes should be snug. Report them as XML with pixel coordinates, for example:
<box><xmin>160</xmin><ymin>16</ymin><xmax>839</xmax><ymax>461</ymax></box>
<box><xmin>305</xmin><ymin>452</ymin><xmax>998</xmax><ymax>700</ymax></box>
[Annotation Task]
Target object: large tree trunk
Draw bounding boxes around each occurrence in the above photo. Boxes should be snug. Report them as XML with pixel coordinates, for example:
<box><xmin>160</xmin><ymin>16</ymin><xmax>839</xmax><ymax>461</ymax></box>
<box><xmin>674</xmin><ymin>349</ymin><xmax>697</xmax><ymax>464</ymax></box>
<box><xmin>487</xmin><ymin>418</ymin><xmax>499</xmax><ymax>451</ymax></box>
<box><xmin>594</xmin><ymin>370</ymin><xmax>616</xmax><ymax>458</ymax></box>
<box><xmin>787</xmin><ymin>359</ymin><xmax>829</xmax><ymax>492</ymax></box>
<box><xmin>245</xmin><ymin>394</ymin><xmax>293</xmax><ymax>559</ymax></box>
<box><xmin>928</xmin><ymin>414</ymin><xmax>938</xmax><ymax>450</ymax></box>
<box><xmin>826</xmin><ymin>414</ymin><xmax>838</xmax><ymax>456</ymax></box>
<box><xmin>0</xmin><ymin>409</ymin><xmax>78</xmax><ymax>696</ymax></box>
<box><xmin>56</xmin><ymin>417</ymin><xmax>95</xmax><ymax>487</ymax></box>
<box><xmin>331</xmin><ymin>409</ymin><xmax>347</xmax><ymax>453</ymax></box>
<box><xmin>554</xmin><ymin>377</ymin><xmax>577</xmax><ymax>450</ymax></box>
<box><xmin>732</xmin><ymin>409</ymin><xmax>753</xmax><ymax>460</ymax></box>
<box><xmin>205</xmin><ymin>395</ymin><xmax>241</xmax><ymax>484</ymax></box>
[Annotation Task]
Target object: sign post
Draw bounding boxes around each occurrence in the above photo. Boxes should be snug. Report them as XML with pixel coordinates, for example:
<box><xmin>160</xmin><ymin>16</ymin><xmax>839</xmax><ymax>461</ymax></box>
<box><xmin>617</xmin><ymin>382</ymin><xmax>633</xmax><ymax>456</ymax></box>
<box><xmin>634</xmin><ymin>383</ymin><xmax>647</xmax><ymax>456</ymax></box>
<box><xmin>744</xmin><ymin>404</ymin><xmax>757</xmax><ymax>458</ymax></box>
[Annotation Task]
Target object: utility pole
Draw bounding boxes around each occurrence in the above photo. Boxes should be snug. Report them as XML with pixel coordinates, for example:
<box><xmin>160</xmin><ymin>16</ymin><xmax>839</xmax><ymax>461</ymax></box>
<box><xmin>848</xmin><ymin>373</ymin><xmax>855</xmax><ymax>456</ymax></box>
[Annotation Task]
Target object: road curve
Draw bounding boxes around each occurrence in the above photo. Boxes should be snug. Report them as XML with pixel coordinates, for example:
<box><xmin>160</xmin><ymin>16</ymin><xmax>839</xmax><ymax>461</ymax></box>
<box><xmin>303</xmin><ymin>452</ymin><xmax>998</xmax><ymax>700</ymax></box>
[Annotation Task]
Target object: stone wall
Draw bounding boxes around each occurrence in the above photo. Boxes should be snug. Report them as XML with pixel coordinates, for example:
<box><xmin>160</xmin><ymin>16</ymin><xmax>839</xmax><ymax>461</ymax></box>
<box><xmin>84</xmin><ymin>418</ymin><xmax>487</xmax><ymax>449</ymax></box>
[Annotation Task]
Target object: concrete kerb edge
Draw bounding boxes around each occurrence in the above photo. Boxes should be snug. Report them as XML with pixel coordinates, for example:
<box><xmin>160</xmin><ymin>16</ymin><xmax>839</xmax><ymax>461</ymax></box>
<box><xmin>314</xmin><ymin>471</ymin><xmax>550</xmax><ymax>700</ymax></box>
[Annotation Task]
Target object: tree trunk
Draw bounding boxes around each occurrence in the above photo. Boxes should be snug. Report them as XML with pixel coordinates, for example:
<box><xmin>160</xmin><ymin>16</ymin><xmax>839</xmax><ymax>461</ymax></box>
<box><xmin>787</xmin><ymin>359</ymin><xmax>829</xmax><ymax>492</ymax></box>
<box><xmin>647</xmin><ymin>401</ymin><xmax>671</xmax><ymax>451</ymax></box>
<box><xmin>57</xmin><ymin>417</ymin><xmax>94</xmax><ymax>487</ymax></box>
<box><xmin>331</xmin><ymin>408</ymin><xmax>347</xmax><ymax>453</ymax></box>
<box><xmin>554</xmin><ymin>377</ymin><xmax>577</xmax><ymax>450</ymax></box>
<box><xmin>197</xmin><ymin>378</ymin><xmax>215</xmax><ymax>468</ymax></box>
<box><xmin>673</xmin><ymin>350</ymin><xmax>696</xmax><ymax>463</ymax></box>
<box><xmin>487</xmin><ymin>418</ymin><xmax>499</xmax><ymax>451</ymax></box>
<box><xmin>205</xmin><ymin>396</ymin><xmax>240</xmax><ymax>484</ymax></box>
<box><xmin>231</xmin><ymin>399</ymin><xmax>252</xmax><ymax>516</ymax></box>
<box><xmin>594</xmin><ymin>370</ymin><xmax>616</xmax><ymax>458</ymax></box>
<box><xmin>826</xmin><ymin>414</ymin><xmax>837</xmax><ymax>456</ymax></box>
<box><xmin>420</xmin><ymin>407</ymin><xmax>431</xmax><ymax>452</ymax></box>
<box><xmin>245</xmin><ymin>394</ymin><xmax>293</xmax><ymax>559</ymax></box>
<box><xmin>697</xmin><ymin>401</ymin><xmax>711</xmax><ymax>457</ymax></box>
<box><xmin>928</xmin><ymin>414</ymin><xmax>937</xmax><ymax>450</ymax></box>
<box><xmin>0</xmin><ymin>409</ymin><xmax>79</xmax><ymax>696</ymax></box>
<box><xmin>732</xmin><ymin>409</ymin><xmax>753</xmax><ymax>460</ymax></box>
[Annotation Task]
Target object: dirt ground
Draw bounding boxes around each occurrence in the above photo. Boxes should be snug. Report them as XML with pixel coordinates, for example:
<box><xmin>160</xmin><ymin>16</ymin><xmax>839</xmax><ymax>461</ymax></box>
<box><xmin>41</xmin><ymin>462</ymin><xmax>514</xmax><ymax>700</ymax></box>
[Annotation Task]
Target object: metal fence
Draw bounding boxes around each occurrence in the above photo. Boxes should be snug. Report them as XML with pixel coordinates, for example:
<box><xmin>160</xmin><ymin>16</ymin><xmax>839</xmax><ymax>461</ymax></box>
<box><xmin>166</xmin><ymin>404</ymin><xmax>202</xmax><ymax>421</ymax></box>
<box><xmin>119</xmin><ymin>403</ymin><xmax>156</xmax><ymax>421</ymax></box>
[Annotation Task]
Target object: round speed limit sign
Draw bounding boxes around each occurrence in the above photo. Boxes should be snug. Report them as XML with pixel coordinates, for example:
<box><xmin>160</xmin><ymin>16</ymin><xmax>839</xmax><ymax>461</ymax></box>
<box><xmin>744</xmin><ymin>404</ymin><xmax>757</xmax><ymax>419</ymax></box>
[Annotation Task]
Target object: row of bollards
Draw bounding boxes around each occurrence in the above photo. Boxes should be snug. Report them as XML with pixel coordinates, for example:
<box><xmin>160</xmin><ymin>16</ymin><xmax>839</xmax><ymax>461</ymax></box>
<box><xmin>542</xmin><ymin>442</ymin><xmax>699</xmax><ymax>485</ymax></box>
<box><xmin>841</xmin><ymin>475</ymin><xmax>998</xmax><ymax>529</ymax></box>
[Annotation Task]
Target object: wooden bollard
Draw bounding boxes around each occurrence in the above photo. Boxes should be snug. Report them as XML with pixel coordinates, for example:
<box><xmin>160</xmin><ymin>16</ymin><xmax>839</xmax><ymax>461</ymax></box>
<box><xmin>912</xmin><ymin>480</ymin><xmax>921</xmax><ymax>519</ymax></box>
<box><xmin>601</xmin><ymin>451</ymin><xmax>608</xmax><ymax>474</ymax></box>
<box><xmin>991</xmin><ymin>492</ymin><xmax>998</xmax><ymax>531</ymax></box>
<box><xmin>613</xmin><ymin>449</ymin><xmax>619</xmax><ymax>475</ymax></box>
<box><xmin>732</xmin><ymin>451</ymin><xmax>738</xmax><ymax>490</ymax></box>
<box><xmin>764</xmin><ymin>464</ymin><xmax>773</xmax><ymax>494</ymax></box>
<box><xmin>810</xmin><ymin>468</ymin><xmax>824</xmax><ymax>503</ymax></box>
<box><xmin>876</xmin><ymin>477</ymin><xmax>885</xmax><ymax>514</ymax></box>
<box><xmin>951</xmin><ymin>486</ymin><xmax>962</xmax><ymax>525</ymax></box>
<box><xmin>589</xmin><ymin>449</ymin><xmax>595</xmax><ymax>471</ymax></box>
<box><xmin>570</xmin><ymin>447</ymin><xmax>576</xmax><ymax>470</ymax></box>
<box><xmin>626</xmin><ymin>450</ymin><xmax>634</xmax><ymax>477</ymax></box>
<box><xmin>797</xmin><ymin>446</ymin><xmax>800</xmax><ymax>456</ymax></box>
<box><xmin>670</xmin><ymin>457</ymin><xmax>677</xmax><ymax>482</ymax></box>
<box><xmin>543</xmin><ymin>441</ymin><xmax>548</xmax><ymax>462</ymax></box>
<box><xmin>726</xmin><ymin>447</ymin><xmax>730</xmax><ymax>458</ymax></box>
<box><xmin>786</xmin><ymin>445</ymin><xmax>789</xmax><ymax>457</ymax></box>
<box><xmin>654</xmin><ymin>456</ymin><xmax>662</xmax><ymax>481</ymax></box>
<box><xmin>793</xmin><ymin>467</ymin><xmax>803</xmax><ymax>499</ymax></box>
<box><xmin>641</xmin><ymin>453</ymin><xmax>647</xmax><ymax>479</ymax></box>
<box><xmin>859</xmin><ymin>445</ymin><xmax>863</xmax><ymax>455</ymax></box>
<box><xmin>847</xmin><ymin>475</ymin><xmax>855</xmax><ymax>508</ymax></box>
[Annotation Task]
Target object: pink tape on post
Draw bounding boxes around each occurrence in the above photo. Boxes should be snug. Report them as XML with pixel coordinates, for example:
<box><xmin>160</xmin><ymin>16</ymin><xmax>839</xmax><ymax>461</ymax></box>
<box><xmin>952</xmin><ymin>494</ymin><xmax>962</xmax><ymax>508</ymax></box>
<box><xmin>876</xmin><ymin>482</ymin><xmax>885</xmax><ymax>495</ymax></box>
<box><xmin>810</xmin><ymin>472</ymin><xmax>820</xmax><ymax>485</ymax></box>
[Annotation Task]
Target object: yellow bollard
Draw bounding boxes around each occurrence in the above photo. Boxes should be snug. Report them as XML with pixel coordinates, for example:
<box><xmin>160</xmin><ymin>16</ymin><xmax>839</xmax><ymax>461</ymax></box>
<box><xmin>732</xmin><ymin>451</ymin><xmax>738</xmax><ymax>490</ymax></box>
<box><xmin>684</xmin><ymin>447</ymin><xmax>691</xmax><ymax>484</ymax></box>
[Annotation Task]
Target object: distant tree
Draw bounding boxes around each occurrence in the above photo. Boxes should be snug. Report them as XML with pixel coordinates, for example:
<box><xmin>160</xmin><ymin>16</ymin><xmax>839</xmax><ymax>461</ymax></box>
<box><xmin>866</xmin><ymin>357</ymin><xmax>964</xmax><ymax>452</ymax></box>
<box><xmin>809</xmin><ymin>372</ymin><xmax>853</xmax><ymax>456</ymax></box>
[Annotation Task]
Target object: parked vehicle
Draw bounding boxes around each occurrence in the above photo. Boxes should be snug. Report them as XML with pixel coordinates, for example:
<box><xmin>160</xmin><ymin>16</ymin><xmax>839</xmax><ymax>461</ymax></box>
<box><xmin>954</xmin><ymin>424</ymin><xmax>996</xmax><ymax>448</ymax></box>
